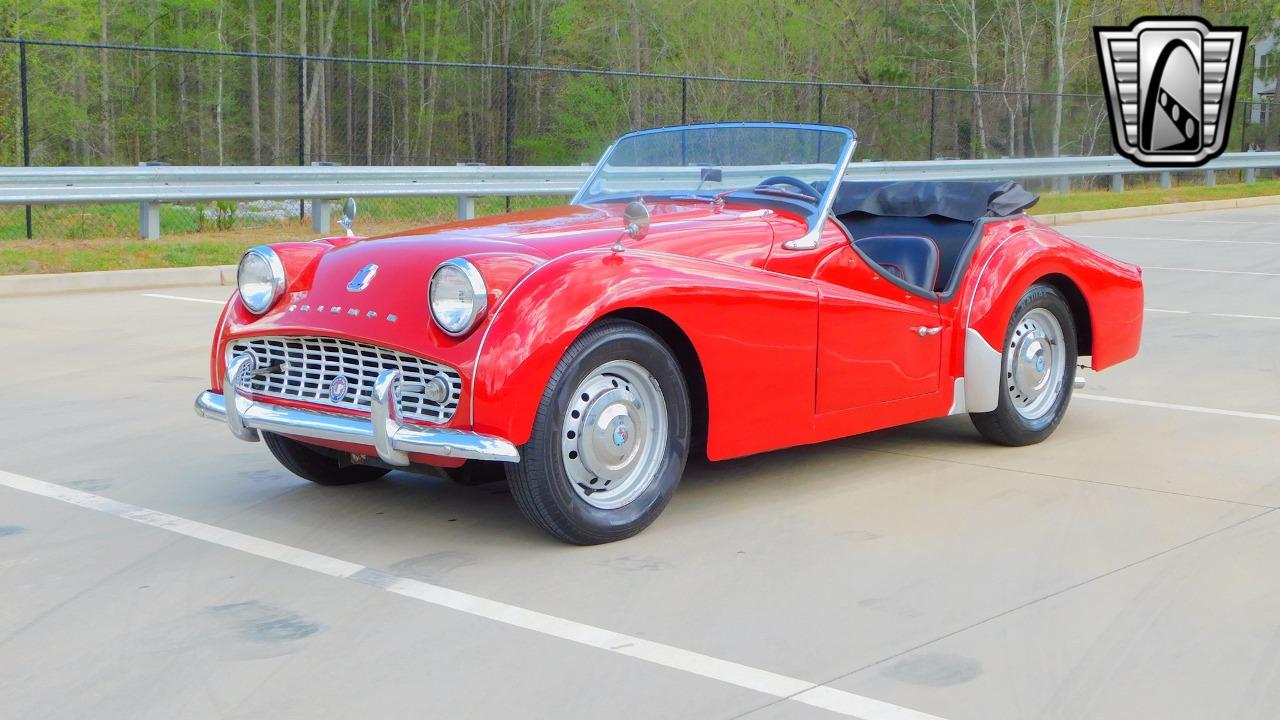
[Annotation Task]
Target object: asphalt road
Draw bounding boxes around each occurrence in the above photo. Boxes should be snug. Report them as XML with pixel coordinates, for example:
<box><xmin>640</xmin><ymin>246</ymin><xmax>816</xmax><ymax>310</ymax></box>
<box><xmin>1</xmin><ymin>205</ymin><xmax>1277</xmax><ymax>720</ymax></box>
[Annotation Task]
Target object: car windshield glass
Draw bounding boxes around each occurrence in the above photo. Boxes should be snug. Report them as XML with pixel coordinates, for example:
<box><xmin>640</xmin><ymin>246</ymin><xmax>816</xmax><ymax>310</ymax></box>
<box><xmin>575</xmin><ymin>124</ymin><xmax>854</xmax><ymax>207</ymax></box>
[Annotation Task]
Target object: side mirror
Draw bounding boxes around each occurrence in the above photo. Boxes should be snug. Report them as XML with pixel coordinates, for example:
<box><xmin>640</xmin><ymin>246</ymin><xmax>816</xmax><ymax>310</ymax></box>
<box><xmin>623</xmin><ymin>200</ymin><xmax>650</xmax><ymax>240</ymax></box>
<box><xmin>339</xmin><ymin>197</ymin><xmax>357</xmax><ymax>237</ymax></box>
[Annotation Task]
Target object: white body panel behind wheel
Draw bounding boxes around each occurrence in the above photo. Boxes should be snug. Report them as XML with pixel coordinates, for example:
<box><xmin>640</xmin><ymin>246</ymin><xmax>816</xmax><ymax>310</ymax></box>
<box><xmin>506</xmin><ymin>319</ymin><xmax>691</xmax><ymax>545</ymax></box>
<box><xmin>970</xmin><ymin>284</ymin><xmax>1078</xmax><ymax>446</ymax></box>
<box><xmin>962</xmin><ymin>328</ymin><xmax>1004</xmax><ymax>414</ymax></box>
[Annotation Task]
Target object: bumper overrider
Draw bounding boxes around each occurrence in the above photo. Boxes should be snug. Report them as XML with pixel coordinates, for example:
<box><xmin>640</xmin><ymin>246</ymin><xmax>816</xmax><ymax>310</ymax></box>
<box><xmin>195</xmin><ymin>354</ymin><xmax>520</xmax><ymax>465</ymax></box>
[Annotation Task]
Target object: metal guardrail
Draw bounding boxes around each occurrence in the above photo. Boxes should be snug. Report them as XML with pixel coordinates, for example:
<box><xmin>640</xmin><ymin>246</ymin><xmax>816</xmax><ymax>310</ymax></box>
<box><xmin>2</xmin><ymin>152</ymin><xmax>1278</xmax><ymax>239</ymax></box>
<box><xmin>847</xmin><ymin>151</ymin><xmax>1280</xmax><ymax>180</ymax></box>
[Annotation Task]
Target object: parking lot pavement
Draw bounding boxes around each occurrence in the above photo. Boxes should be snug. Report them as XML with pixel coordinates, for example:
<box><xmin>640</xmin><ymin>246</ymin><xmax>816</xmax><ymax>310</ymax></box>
<box><xmin>0</xmin><ymin>205</ymin><xmax>1277</xmax><ymax>720</ymax></box>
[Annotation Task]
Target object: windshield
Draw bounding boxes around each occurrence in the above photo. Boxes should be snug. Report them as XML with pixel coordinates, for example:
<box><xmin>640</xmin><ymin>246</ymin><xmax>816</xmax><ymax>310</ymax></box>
<box><xmin>573</xmin><ymin>123</ymin><xmax>856</xmax><ymax>209</ymax></box>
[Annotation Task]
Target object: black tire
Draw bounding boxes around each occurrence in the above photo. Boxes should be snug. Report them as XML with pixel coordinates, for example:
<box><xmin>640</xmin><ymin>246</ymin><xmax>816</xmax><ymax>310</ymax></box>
<box><xmin>443</xmin><ymin>461</ymin><xmax>509</xmax><ymax>486</ymax></box>
<box><xmin>970</xmin><ymin>284</ymin><xmax>1078</xmax><ymax>446</ymax></box>
<box><xmin>507</xmin><ymin>319</ymin><xmax>691</xmax><ymax>545</ymax></box>
<box><xmin>263</xmin><ymin>432</ymin><xmax>391</xmax><ymax>486</ymax></box>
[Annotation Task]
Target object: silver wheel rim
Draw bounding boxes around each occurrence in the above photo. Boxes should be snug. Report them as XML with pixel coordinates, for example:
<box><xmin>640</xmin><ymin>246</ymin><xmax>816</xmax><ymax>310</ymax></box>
<box><xmin>560</xmin><ymin>360</ymin><xmax>668</xmax><ymax>510</ymax></box>
<box><xmin>1005</xmin><ymin>307</ymin><xmax>1067</xmax><ymax>420</ymax></box>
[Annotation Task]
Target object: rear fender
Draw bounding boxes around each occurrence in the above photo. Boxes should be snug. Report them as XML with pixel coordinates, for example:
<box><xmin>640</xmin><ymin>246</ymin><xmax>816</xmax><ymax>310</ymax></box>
<box><xmin>960</xmin><ymin>226</ymin><xmax>1143</xmax><ymax>411</ymax></box>
<box><xmin>471</xmin><ymin>249</ymin><xmax>819</xmax><ymax>459</ymax></box>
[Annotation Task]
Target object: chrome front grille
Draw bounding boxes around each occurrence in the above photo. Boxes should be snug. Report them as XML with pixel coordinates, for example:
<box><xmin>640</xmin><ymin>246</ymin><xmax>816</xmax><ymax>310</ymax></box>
<box><xmin>229</xmin><ymin>336</ymin><xmax>461</xmax><ymax>424</ymax></box>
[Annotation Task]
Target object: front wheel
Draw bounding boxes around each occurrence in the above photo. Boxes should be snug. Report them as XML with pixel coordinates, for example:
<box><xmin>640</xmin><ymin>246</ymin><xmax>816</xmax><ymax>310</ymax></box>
<box><xmin>970</xmin><ymin>284</ymin><xmax>1077</xmax><ymax>446</ymax></box>
<box><xmin>507</xmin><ymin>319</ymin><xmax>691</xmax><ymax>545</ymax></box>
<box><xmin>263</xmin><ymin>432</ymin><xmax>390</xmax><ymax>486</ymax></box>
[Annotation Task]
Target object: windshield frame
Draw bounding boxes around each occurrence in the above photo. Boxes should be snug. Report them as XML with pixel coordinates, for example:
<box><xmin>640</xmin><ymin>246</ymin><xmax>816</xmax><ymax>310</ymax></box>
<box><xmin>572</xmin><ymin>122</ymin><xmax>858</xmax><ymax>250</ymax></box>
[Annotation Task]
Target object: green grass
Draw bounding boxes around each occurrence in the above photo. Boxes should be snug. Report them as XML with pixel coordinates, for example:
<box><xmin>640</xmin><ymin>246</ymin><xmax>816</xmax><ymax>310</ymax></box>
<box><xmin>0</xmin><ymin>195</ymin><xmax>566</xmax><ymax>275</ymax></box>
<box><xmin>1032</xmin><ymin>178</ymin><xmax>1280</xmax><ymax>214</ymax></box>
<box><xmin>0</xmin><ymin>218</ymin><xmax>444</xmax><ymax>275</ymax></box>
<box><xmin>2</xmin><ymin>182</ymin><xmax>1278</xmax><ymax>275</ymax></box>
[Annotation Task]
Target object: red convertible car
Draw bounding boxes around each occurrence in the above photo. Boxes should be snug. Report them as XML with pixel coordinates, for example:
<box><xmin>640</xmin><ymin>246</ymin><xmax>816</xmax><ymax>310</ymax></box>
<box><xmin>196</xmin><ymin>122</ymin><xmax>1143</xmax><ymax>544</ymax></box>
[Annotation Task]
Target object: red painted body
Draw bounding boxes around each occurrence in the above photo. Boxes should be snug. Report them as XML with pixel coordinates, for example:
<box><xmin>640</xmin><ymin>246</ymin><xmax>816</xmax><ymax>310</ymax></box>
<box><xmin>209</xmin><ymin>199</ymin><xmax>1143</xmax><ymax>463</ymax></box>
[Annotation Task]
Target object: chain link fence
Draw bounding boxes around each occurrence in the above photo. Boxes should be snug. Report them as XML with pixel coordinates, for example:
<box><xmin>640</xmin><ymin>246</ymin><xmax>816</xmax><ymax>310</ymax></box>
<box><xmin>2</xmin><ymin>38</ymin><xmax>1276</xmax><ymax>240</ymax></box>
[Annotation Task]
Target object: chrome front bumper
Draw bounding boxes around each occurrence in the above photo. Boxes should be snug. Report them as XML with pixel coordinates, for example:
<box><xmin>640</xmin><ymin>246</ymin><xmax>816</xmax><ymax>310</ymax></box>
<box><xmin>195</xmin><ymin>357</ymin><xmax>519</xmax><ymax>466</ymax></box>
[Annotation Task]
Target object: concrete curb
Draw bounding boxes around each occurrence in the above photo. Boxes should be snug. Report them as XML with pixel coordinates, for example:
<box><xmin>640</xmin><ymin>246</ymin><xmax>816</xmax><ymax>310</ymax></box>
<box><xmin>0</xmin><ymin>264</ymin><xmax>236</xmax><ymax>298</ymax></box>
<box><xmin>1036</xmin><ymin>193</ymin><xmax>1280</xmax><ymax>226</ymax></box>
<box><xmin>1</xmin><ymin>193</ymin><xmax>1278</xmax><ymax>297</ymax></box>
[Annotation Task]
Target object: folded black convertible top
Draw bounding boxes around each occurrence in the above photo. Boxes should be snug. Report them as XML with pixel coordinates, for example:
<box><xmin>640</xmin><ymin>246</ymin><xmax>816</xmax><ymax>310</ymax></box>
<box><xmin>827</xmin><ymin>180</ymin><xmax>1039</xmax><ymax>222</ymax></box>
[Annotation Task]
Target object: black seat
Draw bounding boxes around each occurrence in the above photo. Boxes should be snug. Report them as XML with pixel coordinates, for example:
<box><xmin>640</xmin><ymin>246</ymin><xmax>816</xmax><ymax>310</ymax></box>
<box><xmin>826</xmin><ymin>180</ymin><xmax>1038</xmax><ymax>295</ymax></box>
<box><xmin>853</xmin><ymin>235</ymin><xmax>940</xmax><ymax>292</ymax></box>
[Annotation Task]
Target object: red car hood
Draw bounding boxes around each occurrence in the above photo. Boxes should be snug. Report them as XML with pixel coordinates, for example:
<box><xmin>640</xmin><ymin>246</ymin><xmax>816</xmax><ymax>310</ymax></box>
<box><xmin>365</xmin><ymin>200</ymin><xmax>779</xmax><ymax>260</ymax></box>
<box><xmin>217</xmin><ymin>200</ymin><xmax>778</xmax><ymax>393</ymax></box>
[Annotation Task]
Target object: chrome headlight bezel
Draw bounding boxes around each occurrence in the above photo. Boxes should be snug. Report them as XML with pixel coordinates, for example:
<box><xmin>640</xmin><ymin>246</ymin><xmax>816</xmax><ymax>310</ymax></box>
<box><xmin>237</xmin><ymin>246</ymin><xmax>287</xmax><ymax>315</ymax></box>
<box><xmin>429</xmin><ymin>258</ymin><xmax>488</xmax><ymax>337</ymax></box>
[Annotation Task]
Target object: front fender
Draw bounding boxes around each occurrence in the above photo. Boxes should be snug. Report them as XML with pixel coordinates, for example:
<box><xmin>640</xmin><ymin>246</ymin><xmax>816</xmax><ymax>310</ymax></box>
<box><xmin>471</xmin><ymin>249</ymin><xmax>820</xmax><ymax>459</ymax></box>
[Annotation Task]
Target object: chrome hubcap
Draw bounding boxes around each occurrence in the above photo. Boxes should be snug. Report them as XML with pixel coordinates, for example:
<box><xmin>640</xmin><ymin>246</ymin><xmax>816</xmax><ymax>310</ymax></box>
<box><xmin>1005</xmin><ymin>308</ymin><xmax>1066</xmax><ymax>420</ymax></box>
<box><xmin>561</xmin><ymin>360</ymin><xmax>668</xmax><ymax>509</ymax></box>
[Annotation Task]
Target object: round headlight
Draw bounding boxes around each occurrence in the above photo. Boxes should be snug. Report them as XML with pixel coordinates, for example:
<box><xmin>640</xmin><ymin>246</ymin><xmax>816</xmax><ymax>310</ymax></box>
<box><xmin>237</xmin><ymin>246</ymin><xmax>286</xmax><ymax>315</ymax></box>
<box><xmin>429</xmin><ymin>258</ymin><xmax>487</xmax><ymax>336</ymax></box>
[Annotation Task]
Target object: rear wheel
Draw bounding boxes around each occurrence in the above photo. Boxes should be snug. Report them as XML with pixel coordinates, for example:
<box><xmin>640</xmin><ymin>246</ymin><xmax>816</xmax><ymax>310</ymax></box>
<box><xmin>507</xmin><ymin>319</ymin><xmax>690</xmax><ymax>545</ymax></box>
<box><xmin>263</xmin><ymin>432</ymin><xmax>390</xmax><ymax>486</ymax></box>
<box><xmin>970</xmin><ymin>284</ymin><xmax>1077</xmax><ymax>446</ymax></box>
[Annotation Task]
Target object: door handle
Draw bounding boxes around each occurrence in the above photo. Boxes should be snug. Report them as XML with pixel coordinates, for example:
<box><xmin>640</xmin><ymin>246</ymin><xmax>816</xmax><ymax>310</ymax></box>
<box><xmin>911</xmin><ymin>326</ymin><xmax>942</xmax><ymax>337</ymax></box>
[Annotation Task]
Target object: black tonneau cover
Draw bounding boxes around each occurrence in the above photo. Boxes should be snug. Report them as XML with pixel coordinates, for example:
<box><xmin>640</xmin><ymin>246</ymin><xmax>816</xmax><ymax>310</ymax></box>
<box><xmin>828</xmin><ymin>180</ymin><xmax>1038</xmax><ymax>221</ymax></box>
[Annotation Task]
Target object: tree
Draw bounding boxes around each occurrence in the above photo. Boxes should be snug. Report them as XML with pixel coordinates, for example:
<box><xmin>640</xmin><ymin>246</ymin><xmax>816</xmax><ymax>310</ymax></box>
<box><xmin>1049</xmin><ymin>0</ymin><xmax>1073</xmax><ymax>156</ymax></box>
<box><xmin>5</xmin><ymin>0</ymin><xmax>1279</xmax><ymax>169</ymax></box>
<box><xmin>940</xmin><ymin>0</ymin><xmax>992</xmax><ymax>158</ymax></box>
<box><xmin>247</xmin><ymin>0</ymin><xmax>261</xmax><ymax>164</ymax></box>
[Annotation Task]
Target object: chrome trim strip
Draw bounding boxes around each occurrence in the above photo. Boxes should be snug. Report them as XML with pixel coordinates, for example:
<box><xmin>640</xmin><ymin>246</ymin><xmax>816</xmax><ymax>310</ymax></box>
<box><xmin>196</xmin><ymin>365</ymin><xmax>520</xmax><ymax>464</ymax></box>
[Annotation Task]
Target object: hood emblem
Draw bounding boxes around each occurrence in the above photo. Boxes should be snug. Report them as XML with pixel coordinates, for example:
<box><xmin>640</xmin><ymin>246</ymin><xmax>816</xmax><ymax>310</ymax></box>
<box><xmin>347</xmin><ymin>264</ymin><xmax>378</xmax><ymax>292</ymax></box>
<box><xmin>329</xmin><ymin>375</ymin><xmax>350</xmax><ymax>403</ymax></box>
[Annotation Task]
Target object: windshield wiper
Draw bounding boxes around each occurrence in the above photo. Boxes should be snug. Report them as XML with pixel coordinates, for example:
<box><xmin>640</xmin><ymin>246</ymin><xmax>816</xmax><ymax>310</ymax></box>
<box><xmin>668</xmin><ymin>185</ymin><xmax>818</xmax><ymax>206</ymax></box>
<box><xmin>753</xmin><ymin>186</ymin><xmax>818</xmax><ymax>202</ymax></box>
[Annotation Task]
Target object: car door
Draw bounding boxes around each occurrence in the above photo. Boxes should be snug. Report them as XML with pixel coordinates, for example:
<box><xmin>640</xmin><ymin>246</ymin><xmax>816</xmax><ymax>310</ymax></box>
<box><xmin>809</xmin><ymin>243</ymin><xmax>943</xmax><ymax>414</ymax></box>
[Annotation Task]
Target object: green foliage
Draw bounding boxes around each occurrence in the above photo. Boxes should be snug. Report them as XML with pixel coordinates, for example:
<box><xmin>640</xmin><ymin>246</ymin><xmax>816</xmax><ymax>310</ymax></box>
<box><xmin>214</xmin><ymin>200</ymin><xmax>237</xmax><ymax>231</ymax></box>
<box><xmin>1</xmin><ymin>0</ymin><xmax>1279</xmax><ymax>169</ymax></box>
<box><xmin>518</xmin><ymin>76</ymin><xmax>629</xmax><ymax>164</ymax></box>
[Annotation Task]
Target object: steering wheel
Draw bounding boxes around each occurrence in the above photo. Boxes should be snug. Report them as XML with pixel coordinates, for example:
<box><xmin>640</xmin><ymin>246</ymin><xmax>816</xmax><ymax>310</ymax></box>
<box><xmin>755</xmin><ymin>175</ymin><xmax>821</xmax><ymax>202</ymax></box>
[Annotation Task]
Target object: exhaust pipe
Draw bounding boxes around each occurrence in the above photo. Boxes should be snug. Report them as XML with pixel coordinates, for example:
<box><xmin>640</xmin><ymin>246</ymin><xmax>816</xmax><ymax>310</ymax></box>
<box><xmin>1073</xmin><ymin>376</ymin><xmax>1087</xmax><ymax>390</ymax></box>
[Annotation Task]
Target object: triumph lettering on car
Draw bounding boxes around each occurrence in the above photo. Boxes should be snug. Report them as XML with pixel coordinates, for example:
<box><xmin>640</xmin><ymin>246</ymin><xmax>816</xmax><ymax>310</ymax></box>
<box><xmin>195</xmin><ymin>122</ymin><xmax>1144</xmax><ymax>544</ymax></box>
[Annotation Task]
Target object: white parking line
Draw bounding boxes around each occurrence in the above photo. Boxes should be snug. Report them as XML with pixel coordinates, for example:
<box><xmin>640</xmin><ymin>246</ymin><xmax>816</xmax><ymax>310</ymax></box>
<box><xmin>1143</xmin><ymin>266</ymin><xmax>1280</xmax><ymax>277</ymax></box>
<box><xmin>1207</xmin><ymin>312</ymin><xmax>1280</xmax><ymax>321</ymax></box>
<box><xmin>1146</xmin><ymin>308</ymin><xmax>1280</xmax><ymax>321</ymax></box>
<box><xmin>1076</xmin><ymin>394</ymin><xmax>1280</xmax><ymax>422</ymax></box>
<box><xmin>0</xmin><ymin>469</ymin><xmax>946</xmax><ymax>720</ymax></box>
<box><xmin>1071</xmin><ymin>234</ymin><xmax>1280</xmax><ymax>246</ymax></box>
<box><xmin>142</xmin><ymin>293</ymin><xmax>225</xmax><ymax>305</ymax></box>
<box><xmin>1150</xmin><ymin>218</ymin><xmax>1261</xmax><ymax>224</ymax></box>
